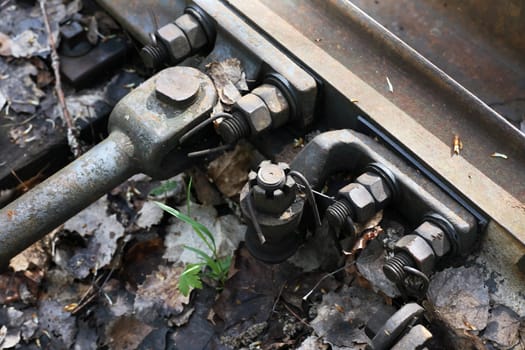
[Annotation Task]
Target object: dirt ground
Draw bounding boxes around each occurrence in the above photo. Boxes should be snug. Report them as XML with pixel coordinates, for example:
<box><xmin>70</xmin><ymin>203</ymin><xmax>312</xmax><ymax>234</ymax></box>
<box><xmin>0</xmin><ymin>1</ymin><xmax>524</xmax><ymax>349</ymax></box>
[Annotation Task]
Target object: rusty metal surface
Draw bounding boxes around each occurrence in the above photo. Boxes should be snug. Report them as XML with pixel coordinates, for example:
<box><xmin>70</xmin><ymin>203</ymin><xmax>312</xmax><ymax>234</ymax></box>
<box><xmin>0</xmin><ymin>67</ymin><xmax>218</xmax><ymax>268</ymax></box>
<box><xmin>349</xmin><ymin>0</ymin><xmax>525</xmax><ymax>125</ymax></box>
<box><xmin>191</xmin><ymin>0</ymin><xmax>318</xmax><ymax>128</ymax></box>
<box><xmin>95</xmin><ymin>0</ymin><xmax>185</xmax><ymax>45</ymax></box>
<box><xmin>61</xmin><ymin>36</ymin><xmax>129</xmax><ymax>87</ymax></box>
<box><xmin>290</xmin><ymin>129</ymin><xmax>478</xmax><ymax>253</ymax></box>
<box><xmin>0</xmin><ymin>131</ymin><xmax>136</xmax><ymax>268</ymax></box>
<box><xmin>225</xmin><ymin>1</ymin><xmax>525</xmax><ymax>249</ymax></box>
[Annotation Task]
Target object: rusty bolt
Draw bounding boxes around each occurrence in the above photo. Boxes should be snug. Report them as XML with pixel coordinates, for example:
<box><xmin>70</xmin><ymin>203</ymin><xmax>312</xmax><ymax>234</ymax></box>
<box><xmin>155</xmin><ymin>68</ymin><xmax>200</xmax><ymax>106</ymax></box>
<box><xmin>252</xmin><ymin>84</ymin><xmax>289</xmax><ymax>128</ymax></box>
<box><xmin>394</xmin><ymin>235</ymin><xmax>436</xmax><ymax>276</ymax></box>
<box><xmin>174</xmin><ymin>14</ymin><xmax>207</xmax><ymax>51</ymax></box>
<box><xmin>337</xmin><ymin>183</ymin><xmax>376</xmax><ymax>223</ymax></box>
<box><xmin>413</xmin><ymin>221</ymin><xmax>451</xmax><ymax>257</ymax></box>
<box><xmin>234</xmin><ymin>94</ymin><xmax>272</xmax><ymax>134</ymax></box>
<box><xmin>250</xmin><ymin>161</ymin><xmax>296</xmax><ymax>215</ymax></box>
<box><xmin>257</xmin><ymin>161</ymin><xmax>287</xmax><ymax>190</ymax></box>
<box><xmin>355</xmin><ymin>171</ymin><xmax>391</xmax><ymax>210</ymax></box>
<box><xmin>156</xmin><ymin>23</ymin><xmax>191</xmax><ymax>62</ymax></box>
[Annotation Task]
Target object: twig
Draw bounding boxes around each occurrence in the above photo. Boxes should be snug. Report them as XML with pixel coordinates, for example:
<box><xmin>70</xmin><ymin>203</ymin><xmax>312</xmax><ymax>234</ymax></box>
<box><xmin>302</xmin><ymin>261</ymin><xmax>355</xmax><ymax>301</ymax></box>
<box><xmin>282</xmin><ymin>302</ymin><xmax>310</xmax><ymax>329</ymax></box>
<box><xmin>272</xmin><ymin>282</ymin><xmax>287</xmax><ymax>313</ymax></box>
<box><xmin>39</xmin><ymin>0</ymin><xmax>82</xmax><ymax>157</ymax></box>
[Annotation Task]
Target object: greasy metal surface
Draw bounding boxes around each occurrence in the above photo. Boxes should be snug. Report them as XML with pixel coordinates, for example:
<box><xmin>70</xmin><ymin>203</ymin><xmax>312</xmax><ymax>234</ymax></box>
<box><xmin>0</xmin><ymin>67</ymin><xmax>218</xmax><ymax>268</ymax></box>
<box><xmin>226</xmin><ymin>0</ymin><xmax>525</xmax><ymax>248</ymax></box>
<box><xmin>349</xmin><ymin>0</ymin><xmax>525</xmax><ymax>125</ymax></box>
<box><xmin>436</xmin><ymin>0</ymin><xmax>525</xmax><ymax>57</ymax></box>
<box><xmin>109</xmin><ymin>66</ymin><xmax>217</xmax><ymax>178</ymax></box>
<box><xmin>191</xmin><ymin>0</ymin><xmax>318</xmax><ymax>128</ymax></box>
<box><xmin>371</xmin><ymin>303</ymin><xmax>425</xmax><ymax>350</ymax></box>
<box><xmin>0</xmin><ymin>131</ymin><xmax>135</xmax><ymax>268</ymax></box>
<box><xmin>95</xmin><ymin>0</ymin><xmax>185</xmax><ymax>46</ymax></box>
<box><xmin>390</xmin><ymin>324</ymin><xmax>432</xmax><ymax>350</ymax></box>
<box><xmin>291</xmin><ymin>130</ymin><xmax>477</xmax><ymax>254</ymax></box>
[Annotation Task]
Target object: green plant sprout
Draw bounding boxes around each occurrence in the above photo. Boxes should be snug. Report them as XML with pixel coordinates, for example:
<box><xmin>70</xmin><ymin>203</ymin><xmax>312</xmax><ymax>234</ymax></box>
<box><xmin>153</xmin><ymin>178</ymin><xmax>231</xmax><ymax>296</ymax></box>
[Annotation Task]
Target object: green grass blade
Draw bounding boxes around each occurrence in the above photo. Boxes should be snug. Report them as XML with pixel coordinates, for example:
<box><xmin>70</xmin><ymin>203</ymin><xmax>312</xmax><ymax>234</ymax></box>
<box><xmin>148</xmin><ymin>180</ymin><xmax>179</xmax><ymax>197</ymax></box>
<box><xmin>184</xmin><ymin>245</ymin><xmax>221</xmax><ymax>274</ymax></box>
<box><xmin>154</xmin><ymin>201</ymin><xmax>216</xmax><ymax>253</ymax></box>
<box><xmin>186</xmin><ymin>177</ymin><xmax>193</xmax><ymax>215</ymax></box>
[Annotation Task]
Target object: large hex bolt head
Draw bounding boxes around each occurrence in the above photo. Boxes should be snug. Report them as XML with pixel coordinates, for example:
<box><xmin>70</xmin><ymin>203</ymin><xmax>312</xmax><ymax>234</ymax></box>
<box><xmin>394</xmin><ymin>235</ymin><xmax>436</xmax><ymax>276</ymax></box>
<box><xmin>155</xmin><ymin>68</ymin><xmax>200</xmax><ymax>107</ymax></box>
<box><xmin>337</xmin><ymin>183</ymin><xmax>376</xmax><ymax>223</ymax></box>
<box><xmin>234</xmin><ymin>94</ymin><xmax>272</xmax><ymax>135</ymax></box>
<box><xmin>355</xmin><ymin>172</ymin><xmax>391</xmax><ymax>210</ymax></box>
<box><xmin>174</xmin><ymin>14</ymin><xmax>207</xmax><ymax>51</ymax></box>
<box><xmin>413</xmin><ymin>221</ymin><xmax>451</xmax><ymax>258</ymax></box>
<box><xmin>251</xmin><ymin>84</ymin><xmax>289</xmax><ymax>128</ymax></box>
<box><xmin>156</xmin><ymin>22</ymin><xmax>191</xmax><ymax>62</ymax></box>
<box><xmin>249</xmin><ymin>161</ymin><xmax>296</xmax><ymax>214</ymax></box>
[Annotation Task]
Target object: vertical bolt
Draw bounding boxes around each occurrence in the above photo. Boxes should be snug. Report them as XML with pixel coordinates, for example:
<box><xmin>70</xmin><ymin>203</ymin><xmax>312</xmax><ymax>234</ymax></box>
<box><xmin>155</xmin><ymin>68</ymin><xmax>201</xmax><ymax>107</ymax></box>
<box><xmin>257</xmin><ymin>162</ymin><xmax>286</xmax><ymax>190</ymax></box>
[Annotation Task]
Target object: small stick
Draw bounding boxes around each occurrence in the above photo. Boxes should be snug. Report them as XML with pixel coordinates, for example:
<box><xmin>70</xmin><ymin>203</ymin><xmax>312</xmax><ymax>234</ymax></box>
<box><xmin>39</xmin><ymin>0</ymin><xmax>82</xmax><ymax>157</ymax></box>
<box><xmin>302</xmin><ymin>262</ymin><xmax>355</xmax><ymax>301</ymax></box>
<box><xmin>282</xmin><ymin>302</ymin><xmax>310</xmax><ymax>329</ymax></box>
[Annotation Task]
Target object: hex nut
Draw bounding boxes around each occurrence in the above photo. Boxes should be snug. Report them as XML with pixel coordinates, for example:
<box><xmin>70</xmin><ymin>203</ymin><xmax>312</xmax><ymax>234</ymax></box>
<box><xmin>251</xmin><ymin>181</ymin><xmax>296</xmax><ymax>215</ymax></box>
<box><xmin>252</xmin><ymin>84</ymin><xmax>289</xmax><ymax>128</ymax></box>
<box><xmin>394</xmin><ymin>234</ymin><xmax>436</xmax><ymax>276</ymax></box>
<box><xmin>156</xmin><ymin>23</ymin><xmax>191</xmax><ymax>61</ymax></box>
<box><xmin>234</xmin><ymin>93</ymin><xmax>272</xmax><ymax>134</ymax></box>
<box><xmin>355</xmin><ymin>172</ymin><xmax>391</xmax><ymax>209</ymax></box>
<box><xmin>174</xmin><ymin>14</ymin><xmax>207</xmax><ymax>51</ymax></box>
<box><xmin>248</xmin><ymin>170</ymin><xmax>258</xmax><ymax>186</ymax></box>
<box><xmin>251</xmin><ymin>161</ymin><xmax>296</xmax><ymax>214</ymax></box>
<box><xmin>414</xmin><ymin>221</ymin><xmax>451</xmax><ymax>257</ymax></box>
<box><xmin>338</xmin><ymin>183</ymin><xmax>375</xmax><ymax>223</ymax></box>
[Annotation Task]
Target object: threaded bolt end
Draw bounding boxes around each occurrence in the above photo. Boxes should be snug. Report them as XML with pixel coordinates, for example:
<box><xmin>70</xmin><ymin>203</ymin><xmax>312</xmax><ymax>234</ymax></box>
<box><xmin>326</xmin><ymin>199</ymin><xmax>353</xmax><ymax>229</ymax></box>
<box><xmin>217</xmin><ymin>113</ymin><xmax>251</xmax><ymax>143</ymax></box>
<box><xmin>140</xmin><ymin>44</ymin><xmax>168</xmax><ymax>69</ymax></box>
<box><xmin>383</xmin><ymin>251</ymin><xmax>415</xmax><ymax>283</ymax></box>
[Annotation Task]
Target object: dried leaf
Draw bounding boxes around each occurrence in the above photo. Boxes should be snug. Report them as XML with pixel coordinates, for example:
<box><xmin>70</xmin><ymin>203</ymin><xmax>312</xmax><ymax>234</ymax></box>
<box><xmin>136</xmin><ymin>201</ymin><xmax>164</xmax><ymax>229</ymax></box>
<box><xmin>453</xmin><ymin>134</ymin><xmax>463</xmax><ymax>155</ymax></box>
<box><xmin>9</xmin><ymin>239</ymin><xmax>49</xmax><ymax>272</ymax></box>
<box><xmin>344</xmin><ymin>226</ymin><xmax>384</xmax><ymax>257</ymax></box>
<box><xmin>134</xmin><ymin>265</ymin><xmax>190</xmax><ymax>320</ymax></box>
<box><xmin>0</xmin><ymin>32</ymin><xmax>13</xmax><ymax>56</ymax></box>
<box><xmin>310</xmin><ymin>285</ymin><xmax>388</xmax><ymax>348</ymax></box>
<box><xmin>163</xmin><ymin>202</ymin><xmax>245</xmax><ymax>265</ymax></box>
<box><xmin>206</xmin><ymin>58</ymin><xmax>247</xmax><ymax>105</ymax></box>
<box><xmin>37</xmin><ymin>300</ymin><xmax>77</xmax><ymax>349</ymax></box>
<box><xmin>58</xmin><ymin>196</ymin><xmax>125</xmax><ymax>279</ymax></box>
<box><xmin>87</xmin><ymin>16</ymin><xmax>99</xmax><ymax>45</ymax></box>
<box><xmin>106</xmin><ymin>316</ymin><xmax>153</xmax><ymax>350</ymax></box>
<box><xmin>207</xmin><ymin>143</ymin><xmax>254</xmax><ymax>197</ymax></box>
